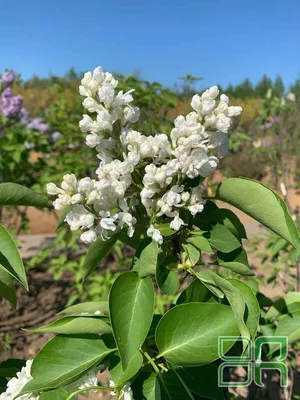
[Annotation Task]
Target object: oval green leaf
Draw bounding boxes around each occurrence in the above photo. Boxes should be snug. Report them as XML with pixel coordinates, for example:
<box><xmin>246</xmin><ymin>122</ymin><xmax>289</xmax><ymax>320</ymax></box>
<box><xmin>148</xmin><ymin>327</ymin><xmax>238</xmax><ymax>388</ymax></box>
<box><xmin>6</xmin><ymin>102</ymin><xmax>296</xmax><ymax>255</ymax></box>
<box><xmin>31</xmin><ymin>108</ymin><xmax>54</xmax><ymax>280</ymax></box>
<box><xmin>133</xmin><ymin>240</ymin><xmax>158</xmax><ymax>278</ymax></box>
<box><xmin>158</xmin><ymin>369</ymin><xmax>194</xmax><ymax>399</ymax></box>
<box><xmin>207</xmin><ymin>223</ymin><xmax>241</xmax><ymax>253</ymax></box>
<box><xmin>58</xmin><ymin>300</ymin><xmax>109</xmax><ymax>315</ymax></box>
<box><xmin>176</xmin><ymin>279</ymin><xmax>217</xmax><ymax>305</ymax></box>
<box><xmin>39</xmin><ymin>389</ymin><xmax>69</xmax><ymax>399</ymax></box>
<box><xmin>269</xmin><ymin>310</ymin><xmax>300</xmax><ymax>355</ymax></box>
<box><xmin>228</xmin><ymin>279</ymin><xmax>260</xmax><ymax>339</ymax></box>
<box><xmin>156</xmin><ymin>303</ymin><xmax>239</xmax><ymax>366</ymax></box>
<box><xmin>0</xmin><ymin>266</ymin><xmax>17</xmax><ymax>306</ymax></box>
<box><xmin>175</xmin><ymin>364</ymin><xmax>224</xmax><ymax>400</ymax></box>
<box><xmin>201</xmin><ymin>271</ymin><xmax>250</xmax><ymax>345</ymax></box>
<box><xmin>215</xmin><ymin>178</ymin><xmax>300</xmax><ymax>249</ymax></box>
<box><xmin>0</xmin><ymin>224</ymin><xmax>28</xmax><ymax>290</ymax></box>
<box><xmin>27</xmin><ymin>316</ymin><xmax>111</xmax><ymax>335</ymax></box>
<box><xmin>21</xmin><ymin>335</ymin><xmax>115</xmax><ymax>393</ymax></box>
<box><xmin>109</xmin><ymin>353</ymin><xmax>142</xmax><ymax>388</ymax></box>
<box><xmin>109</xmin><ymin>272</ymin><xmax>154</xmax><ymax>370</ymax></box>
<box><xmin>0</xmin><ymin>183</ymin><xmax>52</xmax><ymax>208</ymax></box>
<box><xmin>217</xmin><ymin>248</ymin><xmax>254</xmax><ymax>276</ymax></box>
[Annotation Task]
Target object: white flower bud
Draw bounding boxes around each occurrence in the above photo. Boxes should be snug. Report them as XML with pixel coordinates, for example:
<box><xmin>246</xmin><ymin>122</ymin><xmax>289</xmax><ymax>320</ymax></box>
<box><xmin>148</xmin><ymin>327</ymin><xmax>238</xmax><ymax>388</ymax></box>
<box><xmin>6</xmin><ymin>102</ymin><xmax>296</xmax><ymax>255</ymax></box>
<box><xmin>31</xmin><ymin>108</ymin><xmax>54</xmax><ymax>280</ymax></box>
<box><xmin>79</xmin><ymin>115</ymin><xmax>94</xmax><ymax>132</ymax></box>
<box><xmin>71</xmin><ymin>193</ymin><xmax>83</xmax><ymax>204</ymax></box>
<box><xmin>80</xmin><ymin>230</ymin><xmax>97</xmax><ymax>244</ymax></box>
<box><xmin>46</xmin><ymin>183</ymin><xmax>63</xmax><ymax>195</ymax></box>
<box><xmin>86</xmin><ymin>133</ymin><xmax>101</xmax><ymax>148</ymax></box>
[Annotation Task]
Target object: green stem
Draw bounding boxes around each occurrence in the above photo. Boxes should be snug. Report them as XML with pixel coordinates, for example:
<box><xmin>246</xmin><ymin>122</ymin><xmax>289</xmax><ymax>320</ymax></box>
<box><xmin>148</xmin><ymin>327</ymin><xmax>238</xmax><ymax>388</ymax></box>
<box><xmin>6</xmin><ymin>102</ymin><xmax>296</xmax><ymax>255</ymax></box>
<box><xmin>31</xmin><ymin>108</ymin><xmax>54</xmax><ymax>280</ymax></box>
<box><xmin>65</xmin><ymin>385</ymin><xmax>115</xmax><ymax>400</ymax></box>
<box><xmin>141</xmin><ymin>349</ymin><xmax>160</xmax><ymax>374</ymax></box>
<box><xmin>187</xmin><ymin>266</ymin><xmax>197</xmax><ymax>277</ymax></box>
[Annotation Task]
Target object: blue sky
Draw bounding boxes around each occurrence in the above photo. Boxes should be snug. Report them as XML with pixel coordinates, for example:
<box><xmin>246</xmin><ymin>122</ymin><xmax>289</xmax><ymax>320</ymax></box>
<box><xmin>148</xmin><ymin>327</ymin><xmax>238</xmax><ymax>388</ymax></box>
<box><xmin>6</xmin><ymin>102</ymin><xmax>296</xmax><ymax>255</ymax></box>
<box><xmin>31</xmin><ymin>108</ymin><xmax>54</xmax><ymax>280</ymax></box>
<box><xmin>1</xmin><ymin>0</ymin><xmax>300</xmax><ymax>89</ymax></box>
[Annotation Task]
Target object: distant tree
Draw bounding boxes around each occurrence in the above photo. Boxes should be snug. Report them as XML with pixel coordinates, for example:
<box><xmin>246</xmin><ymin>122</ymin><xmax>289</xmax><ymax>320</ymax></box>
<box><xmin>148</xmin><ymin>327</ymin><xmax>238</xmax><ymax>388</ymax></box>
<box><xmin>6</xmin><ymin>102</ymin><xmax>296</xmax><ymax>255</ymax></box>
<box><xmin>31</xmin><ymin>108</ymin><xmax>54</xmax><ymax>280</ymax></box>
<box><xmin>64</xmin><ymin>67</ymin><xmax>79</xmax><ymax>82</ymax></box>
<box><xmin>290</xmin><ymin>74</ymin><xmax>300</xmax><ymax>101</ymax></box>
<box><xmin>225</xmin><ymin>83</ymin><xmax>235</xmax><ymax>97</ymax></box>
<box><xmin>273</xmin><ymin>74</ymin><xmax>285</xmax><ymax>97</ymax></box>
<box><xmin>255</xmin><ymin>74</ymin><xmax>272</xmax><ymax>97</ymax></box>
<box><xmin>234</xmin><ymin>78</ymin><xmax>254</xmax><ymax>98</ymax></box>
<box><xmin>178</xmin><ymin>73</ymin><xmax>203</xmax><ymax>96</ymax></box>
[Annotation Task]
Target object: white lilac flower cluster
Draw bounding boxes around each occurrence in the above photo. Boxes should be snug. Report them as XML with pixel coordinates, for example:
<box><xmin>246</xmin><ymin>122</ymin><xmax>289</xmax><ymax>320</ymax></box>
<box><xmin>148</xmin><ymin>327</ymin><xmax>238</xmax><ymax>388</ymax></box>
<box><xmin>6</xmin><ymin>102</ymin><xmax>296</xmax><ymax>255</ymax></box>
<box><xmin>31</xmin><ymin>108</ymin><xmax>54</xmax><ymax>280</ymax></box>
<box><xmin>0</xmin><ymin>360</ymin><xmax>38</xmax><ymax>400</ymax></box>
<box><xmin>0</xmin><ymin>360</ymin><xmax>100</xmax><ymax>400</ymax></box>
<box><xmin>47</xmin><ymin>67</ymin><xmax>242</xmax><ymax>245</ymax></box>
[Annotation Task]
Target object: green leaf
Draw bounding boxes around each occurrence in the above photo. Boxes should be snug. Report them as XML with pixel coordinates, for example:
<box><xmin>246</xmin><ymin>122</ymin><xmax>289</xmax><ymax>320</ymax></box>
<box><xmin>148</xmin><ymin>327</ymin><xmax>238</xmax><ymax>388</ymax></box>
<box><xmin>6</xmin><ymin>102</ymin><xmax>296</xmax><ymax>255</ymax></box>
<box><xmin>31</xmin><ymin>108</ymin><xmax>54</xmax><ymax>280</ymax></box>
<box><xmin>155</xmin><ymin>223</ymin><xmax>177</xmax><ymax>237</ymax></box>
<box><xmin>176</xmin><ymin>279</ymin><xmax>217</xmax><ymax>305</ymax></box>
<box><xmin>270</xmin><ymin>238</ymin><xmax>287</xmax><ymax>259</ymax></box>
<box><xmin>133</xmin><ymin>240</ymin><xmax>158</xmax><ymax>278</ymax></box>
<box><xmin>269</xmin><ymin>310</ymin><xmax>300</xmax><ymax>355</ymax></box>
<box><xmin>265</xmin><ymin>292</ymin><xmax>300</xmax><ymax>321</ymax></box>
<box><xmin>158</xmin><ymin>369</ymin><xmax>194</xmax><ymax>399</ymax></box>
<box><xmin>200</xmin><ymin>271</ymin><xmax>250</xmax><ymax>344</ymax></box>
<box><xmin>142</xmin><ymin>373</ymin><xmax>161</xmax><ymax>400</ymax></box>
<box><xmin>182</xmin><ymin>243</ymin><xmax>200</xmax><ymax>266</ymax></box>
<box><xmin>196</xmin><ymin>270</ymin><xmax>224</xmax><ymax>298</ymax></box>
<box><xmin>0</xmin><ymin>224</ymin><xmax>28</xmax><ymax>290</ymax></box>
<box><xmin>21</xmin><ymin>335</ymin><xmax>115</xmax><ymax>393</ymax></box>
<box><xmin>0</xmin><ymin>183</ymin><xmax>52</xmax><ymax>208</ymax></box>
<box><xmin>156</xmin><ymin>303</ymin><xmax>239</xmax><ymax>366</ymax></box>
<box><xmin>228</xmin><ymin>279</ymin><xmax>260</xmax><ymax>340</ymax></box>
<box><xmin>207</xmin><ymin>223</ymin><xmax>241</xmax><ymax>253</ymax></box>
<box><xmin>119</xmin><ymin>223</ymin><xmax>146</xmax><ymax>249</ymax></box>
<box><xmin>156</xmin><ymin>257</ymin><xmax>179</xmax><ymax>296</ymax></box>
<box><xmin>26</xmin><ymin>316</ymin><xmax>111</xmax><ymax>335</ymax></box>
<box><xmin>217</xmin><ymin>248</ymin><xmax>254</xmax><ymax>276</ymax></box>
<box><xmin>289</xmin><ymin>247</ymin><xmax>300</xmax><ymax>265</ymax></box>
<box><xmin>0</xmin><ymin>377</ymin><xmax>7</xmax><ymax>393</ymax></box>
<box><xmin>0</xmin><ymin>359</ymin><xmax>26</xmax><ymax>378</ymax></box>
<box><xmin>187</xmin><ymin>235</ymin><xmax>213</xmax><ymax>254</ymax></box>
<box><xmin>109</xmin><ymin>353</ymin><xmax>142</xmax><ymax>388</ymax></box>
<box><xmin>58</xmin><ymin>300</ymin><xmax>109</xmax><ymax>315</ymax></box>
<box><xmin>39</xmin><ymin>389</ymin><xmax>69</xmax><ymax>399</ymax></box>
<box><xmin>109</xmin><ymin>272</ymin><xmax>154</xmax><ymax>370</ymax></box>
<box><xmin>215</xmin><ymin>178</ymin><xmax>300</xmax><ymax>249</ymax></box>
<box><xmin>0</xmin><ymin>266</ymin><xmax>17</xmax><ymax>306</ymax></box>
<box><xmin>209</xmin><ymin>208</ymin><xmax>247</xmax><ymax>240</ymax></box>
<box><xmin>175</xmin><ymin>364</ymin><xmax>224</xmax><ymax>400</ymax></box>
<box><xmin>82</xmin><ymin>231</ymin><xmax>122</xmax><ymax>280</ymax></box>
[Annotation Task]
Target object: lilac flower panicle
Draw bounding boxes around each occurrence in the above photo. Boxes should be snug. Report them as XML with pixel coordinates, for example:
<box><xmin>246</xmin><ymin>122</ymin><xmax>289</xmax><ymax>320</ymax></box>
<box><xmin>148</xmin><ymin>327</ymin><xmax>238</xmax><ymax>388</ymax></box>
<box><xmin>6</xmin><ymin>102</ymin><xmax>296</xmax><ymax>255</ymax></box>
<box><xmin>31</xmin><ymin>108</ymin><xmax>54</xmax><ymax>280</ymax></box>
<box><xmin>27</xmin><ymin>117</ymin><xmax>50</xmax><ymax>133</ymax></box>
<box><xmin>0</xmin><ymin>71</ymin><xmax>16</xmax><ymax>88</ymax></box>
<box><xmin>0</xmin><ymin>88</ymin><xmax>23</xmax><ymax>118</ymax></box>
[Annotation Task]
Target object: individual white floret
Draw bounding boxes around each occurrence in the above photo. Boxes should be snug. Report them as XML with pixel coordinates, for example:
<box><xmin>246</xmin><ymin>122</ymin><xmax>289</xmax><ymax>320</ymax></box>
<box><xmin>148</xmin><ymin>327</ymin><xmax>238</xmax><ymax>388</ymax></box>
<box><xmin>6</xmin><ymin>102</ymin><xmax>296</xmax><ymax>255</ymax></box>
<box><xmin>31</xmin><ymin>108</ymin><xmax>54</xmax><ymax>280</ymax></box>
<box><xmin>123</xmin><ymin>106</ymin><xmax>140</xmax><ymax>123</ymax></box>
<box><xmin>147</xmin><ymin>225</ymin><xmax>163</xmax><ymax>244</ymax></box>
<box><xmin>170</xmin><ymin>212</ymin><xmax>185</xmax><ymax>230</ymax></box>
<box><xmin>65</xmin><ymin>204</ymin><xmax>95</xmax><ymax>231</ymax></box>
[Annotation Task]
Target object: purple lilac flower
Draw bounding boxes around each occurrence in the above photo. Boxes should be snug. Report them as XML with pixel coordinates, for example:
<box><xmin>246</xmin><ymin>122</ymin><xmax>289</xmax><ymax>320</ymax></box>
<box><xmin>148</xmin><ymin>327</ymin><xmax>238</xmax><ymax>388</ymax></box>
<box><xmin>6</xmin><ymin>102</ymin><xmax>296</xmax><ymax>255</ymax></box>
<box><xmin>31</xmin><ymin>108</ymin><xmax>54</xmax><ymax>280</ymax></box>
<box><xmin>27</xmin><ymin>117</ymin><xmax>50</xmax><ymax>133</ymax></box>
<box><xmin>49</xmin><ymin>131</ymin><xmax>62</xmax><ymax>142</ymax></box>
<box><xmin>0</xmin><ymin>88</ymin><xmax>23</xmax><ymax>118</ymax></box>
<box><xmin>0</xmin><ymin>71</ymin><xmax>16</xmax><ymax>88</ymax></box>
<box><xmin>19</xmin><ymin>107</ymin><xmax>30</xmax><ymax>123</ymax></box>
<box><xmin>260</xmin><ymin>115</ymin><xmax>279</xmax><ymax>130</ymax></box>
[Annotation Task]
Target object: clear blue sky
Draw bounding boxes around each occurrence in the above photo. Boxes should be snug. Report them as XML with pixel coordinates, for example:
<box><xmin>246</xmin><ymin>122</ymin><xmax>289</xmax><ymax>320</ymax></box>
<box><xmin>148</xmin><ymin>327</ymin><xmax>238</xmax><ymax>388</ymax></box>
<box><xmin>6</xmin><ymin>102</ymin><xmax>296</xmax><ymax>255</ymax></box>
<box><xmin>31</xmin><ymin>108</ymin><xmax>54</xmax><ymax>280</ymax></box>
<box><xmin>1</xmin><ymin>0</ymin><xmax>300</xmax><ymax>89</ymax></box>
